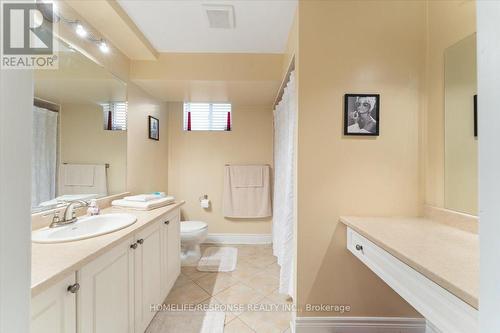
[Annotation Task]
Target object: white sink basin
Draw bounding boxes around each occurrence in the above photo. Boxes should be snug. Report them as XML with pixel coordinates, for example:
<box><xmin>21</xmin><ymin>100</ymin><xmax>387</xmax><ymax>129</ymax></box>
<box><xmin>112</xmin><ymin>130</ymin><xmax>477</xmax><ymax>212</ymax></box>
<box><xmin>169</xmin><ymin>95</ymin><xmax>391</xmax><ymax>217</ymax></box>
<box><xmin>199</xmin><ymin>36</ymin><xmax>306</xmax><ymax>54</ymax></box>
<box><xmin>32</xmin><ymin>213</ymin><xmax>137</xmax><ymax>244</ymax></box>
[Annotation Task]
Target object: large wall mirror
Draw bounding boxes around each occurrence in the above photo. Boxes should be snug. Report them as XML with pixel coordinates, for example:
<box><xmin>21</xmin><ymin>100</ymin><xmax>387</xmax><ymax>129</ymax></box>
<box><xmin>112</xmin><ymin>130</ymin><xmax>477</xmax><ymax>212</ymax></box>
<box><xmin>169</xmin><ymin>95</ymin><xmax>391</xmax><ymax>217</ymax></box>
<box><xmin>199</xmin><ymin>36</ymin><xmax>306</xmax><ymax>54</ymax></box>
<box><xmin>444</xmin><ymin>33</ymin><xmax>477</xmax><ymax>215</ymax></box>
<box><xmin>32</xmin><ymin>39</ymin><xmax>127</xmax><ymax>213</ymax></box>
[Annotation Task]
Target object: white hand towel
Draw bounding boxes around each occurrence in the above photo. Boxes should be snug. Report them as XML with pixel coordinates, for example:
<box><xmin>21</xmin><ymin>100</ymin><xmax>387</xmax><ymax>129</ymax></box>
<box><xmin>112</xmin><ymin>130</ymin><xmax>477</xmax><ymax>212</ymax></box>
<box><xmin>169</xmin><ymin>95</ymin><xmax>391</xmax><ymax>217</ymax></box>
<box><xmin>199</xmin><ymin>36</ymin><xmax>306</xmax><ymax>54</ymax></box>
<box><xmin>112</xmin><ymin>196</ymin><xmax>175</xmax><ymax>210</ymax></box>
<box><xmin>64</xmin><ymin>164</ymin><xmax>95</xmax><ymax>186</ymax></box>
<box><xmin>123</xmin><ymin>194</ymin><xmax>165</xmax><ymax>202</ymax></box>
<box><xmin>59</xmin><ymin>164</ymin><xmax>107</xmax><ymax>196</ymax></box>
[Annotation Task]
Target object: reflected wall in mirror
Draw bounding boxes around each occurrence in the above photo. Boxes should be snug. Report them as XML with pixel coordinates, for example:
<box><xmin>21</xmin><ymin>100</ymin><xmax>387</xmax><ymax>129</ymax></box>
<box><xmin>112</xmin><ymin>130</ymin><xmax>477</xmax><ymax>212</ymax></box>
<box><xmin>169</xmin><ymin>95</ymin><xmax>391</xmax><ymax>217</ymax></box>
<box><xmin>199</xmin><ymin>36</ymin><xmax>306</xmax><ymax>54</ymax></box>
<box><xmin>32</xmin><ymin>40</ymin><xmax>127</xmax><ymax>213</ymax></box>
<box><xmin>444</xmin><ymin>33</ymin><xmax>477</xmax><ymax>215</ymax></box>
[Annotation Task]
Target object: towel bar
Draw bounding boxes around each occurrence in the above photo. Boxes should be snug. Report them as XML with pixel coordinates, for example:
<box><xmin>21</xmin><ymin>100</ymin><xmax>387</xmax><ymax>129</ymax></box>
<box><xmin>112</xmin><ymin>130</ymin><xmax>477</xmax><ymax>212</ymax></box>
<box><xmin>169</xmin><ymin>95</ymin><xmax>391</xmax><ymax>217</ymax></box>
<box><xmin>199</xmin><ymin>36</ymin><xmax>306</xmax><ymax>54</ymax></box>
<box><xmin>225</xmin><ymin>163</ymin><xmax>270</xmax><ymax>166</ymax></box>
<box><xmin>63</xmin><ymin>163</ymin><xmax>110</xmax><ymax>169</ymax></box>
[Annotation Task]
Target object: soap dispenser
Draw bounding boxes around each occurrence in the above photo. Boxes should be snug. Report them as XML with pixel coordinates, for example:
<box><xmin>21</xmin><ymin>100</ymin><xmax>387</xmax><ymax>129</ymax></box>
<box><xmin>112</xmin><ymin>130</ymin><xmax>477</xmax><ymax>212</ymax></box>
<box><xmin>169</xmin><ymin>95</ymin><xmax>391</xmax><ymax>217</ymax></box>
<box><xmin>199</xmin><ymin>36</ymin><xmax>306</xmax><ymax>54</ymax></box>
<box><xmin>87</xmin><ymin>199</ymin><xmax>100</xmax><ymax>216</ymax></box>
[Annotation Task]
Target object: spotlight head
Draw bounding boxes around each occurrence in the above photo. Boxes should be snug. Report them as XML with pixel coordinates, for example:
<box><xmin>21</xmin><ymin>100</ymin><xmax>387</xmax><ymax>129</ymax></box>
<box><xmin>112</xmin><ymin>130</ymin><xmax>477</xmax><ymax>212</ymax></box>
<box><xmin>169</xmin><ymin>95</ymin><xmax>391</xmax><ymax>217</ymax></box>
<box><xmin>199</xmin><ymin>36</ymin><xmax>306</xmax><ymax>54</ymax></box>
<box><xmin>75</xmin><ymin>23</ymin><xmax>87</xmax><ymax>37</ymax></box>
<box><xmin>99</xmin><ymin>40</ymin><xmax>109</xmax><ymax>53</ymax></box>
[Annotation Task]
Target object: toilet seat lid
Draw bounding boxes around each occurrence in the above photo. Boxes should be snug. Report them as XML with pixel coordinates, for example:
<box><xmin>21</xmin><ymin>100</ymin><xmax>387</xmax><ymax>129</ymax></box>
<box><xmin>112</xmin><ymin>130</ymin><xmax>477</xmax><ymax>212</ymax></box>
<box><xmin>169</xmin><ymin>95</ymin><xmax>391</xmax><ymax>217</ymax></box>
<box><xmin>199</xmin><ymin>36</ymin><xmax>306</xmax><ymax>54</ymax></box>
<box><xmin>181</xmin><ymin>221</ymin><xmax>208</xmax><ymax>233</ymax></box>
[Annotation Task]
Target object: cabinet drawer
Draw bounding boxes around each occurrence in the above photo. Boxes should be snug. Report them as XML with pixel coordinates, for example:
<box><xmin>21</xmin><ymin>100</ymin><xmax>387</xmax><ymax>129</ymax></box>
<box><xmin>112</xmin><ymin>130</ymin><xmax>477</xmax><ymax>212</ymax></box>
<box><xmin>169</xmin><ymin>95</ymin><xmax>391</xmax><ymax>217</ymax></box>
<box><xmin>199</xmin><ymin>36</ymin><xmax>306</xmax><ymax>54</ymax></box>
<box><xmin>346</xmin><ymin>227</ymin><xmax>478</xmax><ymax>333</ymax></box>
<box><xmin>161</xmin><ymin>209</ymin><xmax>180</xmax><ymax>225</ymax></box>
<box><xmin>347</xmin><ymin>227</ymin><xmax>370</xmax><ymax>259</ymax></box>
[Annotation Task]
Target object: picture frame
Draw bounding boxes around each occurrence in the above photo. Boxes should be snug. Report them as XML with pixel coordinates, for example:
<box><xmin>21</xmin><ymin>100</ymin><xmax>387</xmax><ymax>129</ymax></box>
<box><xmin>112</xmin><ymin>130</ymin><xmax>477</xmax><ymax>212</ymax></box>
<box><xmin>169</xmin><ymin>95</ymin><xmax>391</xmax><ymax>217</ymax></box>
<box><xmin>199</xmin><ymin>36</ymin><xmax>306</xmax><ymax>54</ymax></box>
<box><xmin>344</xmin><ymin>94</ymin><xmax>380</xmax><ymax>136</ymax></box>
<box><xmin>148</xmin><ymin>116</ymin><xmax>159</xmax><ymax>141</ymax></box>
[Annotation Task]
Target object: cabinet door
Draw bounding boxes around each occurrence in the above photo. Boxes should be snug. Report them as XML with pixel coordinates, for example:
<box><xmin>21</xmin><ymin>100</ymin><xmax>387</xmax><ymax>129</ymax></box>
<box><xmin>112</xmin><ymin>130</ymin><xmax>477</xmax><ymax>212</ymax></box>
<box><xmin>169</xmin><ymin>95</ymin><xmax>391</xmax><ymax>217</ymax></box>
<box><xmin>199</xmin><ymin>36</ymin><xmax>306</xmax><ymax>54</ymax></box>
<box><xmin>160</xmin><ymin>214</ymin><xmax>169</xmax><ymax>298</ymax></box>
<box><xmin>160</xmin><ymin>209</ymin><xmax>181</xmax><ymax>298</ymax></box>
<box><xmin>78</xmin><ymin>237</ymin><xmax>135</xmax><ymax>333</ymax></box>
<box><xmin>31</xmin><ymin>273</ymin><xmax>76</xmax><ymax>333</ymax></box>
<box><xmin>135</xmin><ymin>221</ymin><xmax>163</xmax><ymax>333</ymax></box>
<box><xmin>167</xmin><ymin>211</ymin><xmax>181</xmax><ymax>289</ymax></box>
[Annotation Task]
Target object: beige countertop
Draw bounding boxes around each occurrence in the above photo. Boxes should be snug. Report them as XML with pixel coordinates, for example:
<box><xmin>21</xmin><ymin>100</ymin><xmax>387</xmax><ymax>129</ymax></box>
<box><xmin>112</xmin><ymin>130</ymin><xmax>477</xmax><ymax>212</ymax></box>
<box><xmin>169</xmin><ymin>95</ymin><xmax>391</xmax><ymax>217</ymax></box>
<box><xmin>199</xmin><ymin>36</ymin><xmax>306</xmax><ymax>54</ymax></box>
<box><xmin>340</xmin><ymin>216</ymin><xmax>479</xmax><ymax>309</ymax></box>
<box><xmin>31</xmin><ymin>202</ymin><xmax>184</xmax><ymax>297</ymax></box>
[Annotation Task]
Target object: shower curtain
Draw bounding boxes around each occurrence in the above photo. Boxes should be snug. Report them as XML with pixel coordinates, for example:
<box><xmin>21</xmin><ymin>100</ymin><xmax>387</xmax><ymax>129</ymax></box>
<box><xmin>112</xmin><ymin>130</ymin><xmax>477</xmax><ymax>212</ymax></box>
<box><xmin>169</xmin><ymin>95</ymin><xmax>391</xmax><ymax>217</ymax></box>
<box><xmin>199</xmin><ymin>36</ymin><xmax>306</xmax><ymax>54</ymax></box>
<box><xmin>273</xmin><ymin>71</ymin><xmax>296</xmax><ymax>297</ymax></box>
<box><xmin>32</xmin><ymin>106</ymin><xmax>58</xmax><ymax>208</ymax></box>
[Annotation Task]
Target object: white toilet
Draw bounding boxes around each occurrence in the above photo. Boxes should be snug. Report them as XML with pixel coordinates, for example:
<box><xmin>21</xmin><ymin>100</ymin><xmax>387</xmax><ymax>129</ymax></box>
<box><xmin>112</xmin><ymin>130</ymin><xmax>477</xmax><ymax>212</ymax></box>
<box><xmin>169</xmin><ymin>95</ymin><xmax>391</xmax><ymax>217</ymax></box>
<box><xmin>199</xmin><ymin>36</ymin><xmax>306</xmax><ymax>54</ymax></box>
<box><xmin>180</xmin><ymin>221</ymin><xmax>208</xmax><ymax>265</ymax></box>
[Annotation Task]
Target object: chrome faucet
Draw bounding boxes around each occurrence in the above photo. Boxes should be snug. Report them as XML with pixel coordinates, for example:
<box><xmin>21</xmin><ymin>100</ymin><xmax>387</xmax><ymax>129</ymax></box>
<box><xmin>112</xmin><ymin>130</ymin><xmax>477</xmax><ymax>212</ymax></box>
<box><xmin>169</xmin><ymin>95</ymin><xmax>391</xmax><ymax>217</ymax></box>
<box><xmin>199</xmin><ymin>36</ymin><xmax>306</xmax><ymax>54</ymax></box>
<box><xmin>49</xmin><ymin>200</ymin><xmax>89</xmax><ymax>228</ymax></box>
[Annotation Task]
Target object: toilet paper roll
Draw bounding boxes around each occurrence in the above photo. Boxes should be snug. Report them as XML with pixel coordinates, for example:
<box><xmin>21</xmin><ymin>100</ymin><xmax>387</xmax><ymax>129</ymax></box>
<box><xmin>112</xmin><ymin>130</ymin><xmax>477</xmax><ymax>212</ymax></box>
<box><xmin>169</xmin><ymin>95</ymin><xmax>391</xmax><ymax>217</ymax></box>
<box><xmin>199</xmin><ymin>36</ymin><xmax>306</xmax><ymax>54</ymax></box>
<box><xmin>201</xmin><ymin>199</ymin><xmax>210</xmax><ymax>209</ymax></box>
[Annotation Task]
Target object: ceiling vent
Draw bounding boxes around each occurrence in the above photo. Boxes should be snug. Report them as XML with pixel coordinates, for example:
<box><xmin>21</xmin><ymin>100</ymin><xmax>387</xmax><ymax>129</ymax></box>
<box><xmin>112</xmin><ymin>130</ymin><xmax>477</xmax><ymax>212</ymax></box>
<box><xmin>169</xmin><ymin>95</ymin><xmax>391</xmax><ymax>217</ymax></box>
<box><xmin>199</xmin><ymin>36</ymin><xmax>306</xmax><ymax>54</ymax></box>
<box><xmin>203</xmin><ymin>5</ymin><xmax>235</xmax><ymax>29</ymax></box>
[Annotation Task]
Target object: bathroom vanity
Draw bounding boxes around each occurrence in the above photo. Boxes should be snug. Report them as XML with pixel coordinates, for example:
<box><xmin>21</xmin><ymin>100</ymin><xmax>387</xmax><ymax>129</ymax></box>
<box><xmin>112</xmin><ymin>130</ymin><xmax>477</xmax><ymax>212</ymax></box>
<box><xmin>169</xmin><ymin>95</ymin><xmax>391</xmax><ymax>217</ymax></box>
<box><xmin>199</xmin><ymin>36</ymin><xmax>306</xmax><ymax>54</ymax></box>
<box><xmin>341</xmin><ymin>212</ymin><xmax>478</xmax><ymax>333</ymax></box>
<box><xmin>30</xmin><ymin>202</ymin><xmax>183</xmax><ymax>333</ymax></box>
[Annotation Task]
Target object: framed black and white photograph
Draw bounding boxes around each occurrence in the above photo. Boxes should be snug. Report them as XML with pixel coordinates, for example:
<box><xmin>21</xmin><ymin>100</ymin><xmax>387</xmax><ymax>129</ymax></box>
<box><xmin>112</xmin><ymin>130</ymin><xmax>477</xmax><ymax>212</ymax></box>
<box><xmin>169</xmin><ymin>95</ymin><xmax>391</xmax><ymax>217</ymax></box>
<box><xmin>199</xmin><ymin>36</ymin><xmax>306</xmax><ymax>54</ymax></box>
<box><xmin>344</xmin><ymin>94</ymin><xmax>380</xmax><ymax>136</ymax></box>
<box><xmin>148</xmin><ymin>116</ymin><xmax>159</xmax><ymax>140</ymax></box>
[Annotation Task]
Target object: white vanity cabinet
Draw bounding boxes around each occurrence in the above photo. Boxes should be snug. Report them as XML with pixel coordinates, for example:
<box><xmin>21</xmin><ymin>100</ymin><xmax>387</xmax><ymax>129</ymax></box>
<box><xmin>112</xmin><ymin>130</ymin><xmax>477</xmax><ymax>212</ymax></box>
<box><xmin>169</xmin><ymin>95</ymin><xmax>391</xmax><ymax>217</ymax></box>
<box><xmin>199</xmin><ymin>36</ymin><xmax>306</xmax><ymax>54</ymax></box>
<box><xmin>31</xmin><ymin>273</ymin><xmax>77</xmax><ymax>333</ymax></box>
<box><xmin>77</xmin><ymin>236</ymin><xmax>135</xmax><ymax>333</ymax></box>
<box><xmin>134</xmin><ymin>221</ymin><xmax>163</xmax><ymax>332</ymax></box>
<box><xmin>160</xmin><ymin>210</ymin><xmax>181</xmax><ymax>297</ymax></box>
<box><xmin>73</xmin><ymin>208</ymin><xmax>181</xmax><ymax>333</ymax></box>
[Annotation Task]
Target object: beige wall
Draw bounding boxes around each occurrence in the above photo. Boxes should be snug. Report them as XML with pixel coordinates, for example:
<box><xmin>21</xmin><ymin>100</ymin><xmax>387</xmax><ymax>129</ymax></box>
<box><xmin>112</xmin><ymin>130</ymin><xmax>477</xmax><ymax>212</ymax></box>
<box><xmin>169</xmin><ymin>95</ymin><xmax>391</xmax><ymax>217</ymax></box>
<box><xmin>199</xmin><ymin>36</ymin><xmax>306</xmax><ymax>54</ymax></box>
<box><xmin>444</xmin><ymin>34</ymin><xmax>477</xmax><ymax>215</ymax></box>
<box><xmin>131</xmin><ymin>53</ymin><xmax>283</xmax><ymax>81</ymax></box>
<box><xmin>295</xmin><ymin>0</ymin><xmax>425</xmax><ymax>317</ymax></box>
<box><xmin>167</xmin><ymin>102</ymin><xmax>273</xmax><ymax>234</ymax></box>
<box><xmin>130</xmin><ymin>53</ymin><xmax>283</xmax><ymax>106</ymax></box>
<box><xmin>43</xmin><ymin>3</ymin><xmax>170</xmax><ymax>201</ymax></box>
<box><xmin>424</xmin><ymin>0</ymin><xmax>476</xmax><ymax>211</ymax></box>
<box><xmin>126</xmin><ymin>84</ymin><xmax>169</xmax><ymax>194</ymax></box>
<box><xmin>59</xmin><ymin>103</ymin><xmax>127</xmax><ymax>195</ymax></box>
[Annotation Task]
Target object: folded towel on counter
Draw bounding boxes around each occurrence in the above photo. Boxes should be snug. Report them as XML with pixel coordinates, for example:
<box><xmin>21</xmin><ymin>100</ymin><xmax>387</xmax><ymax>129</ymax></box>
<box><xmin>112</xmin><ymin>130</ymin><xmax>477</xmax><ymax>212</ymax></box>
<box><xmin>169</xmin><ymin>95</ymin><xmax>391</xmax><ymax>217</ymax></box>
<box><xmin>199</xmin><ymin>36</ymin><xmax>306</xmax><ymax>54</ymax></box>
<box><xmin>123</xmin><ymin>193</ymin><xmax>165</xmax><ymax>202</ymax></box>
<box><xmin>112</xmin><ymin>196</ymin><xmax>175</xmax><ymax>210</ymax></box>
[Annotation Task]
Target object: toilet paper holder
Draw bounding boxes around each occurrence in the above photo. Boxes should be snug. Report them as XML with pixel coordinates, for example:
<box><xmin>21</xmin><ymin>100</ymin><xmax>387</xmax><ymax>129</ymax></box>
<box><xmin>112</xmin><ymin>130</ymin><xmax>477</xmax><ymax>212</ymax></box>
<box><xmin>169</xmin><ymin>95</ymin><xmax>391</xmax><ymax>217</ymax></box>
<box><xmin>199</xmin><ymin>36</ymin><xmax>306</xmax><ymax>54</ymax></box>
<box><xmin>199</xmin><ymin>195</ymin><xmax>210</xmax><ymax>209</ymax></box>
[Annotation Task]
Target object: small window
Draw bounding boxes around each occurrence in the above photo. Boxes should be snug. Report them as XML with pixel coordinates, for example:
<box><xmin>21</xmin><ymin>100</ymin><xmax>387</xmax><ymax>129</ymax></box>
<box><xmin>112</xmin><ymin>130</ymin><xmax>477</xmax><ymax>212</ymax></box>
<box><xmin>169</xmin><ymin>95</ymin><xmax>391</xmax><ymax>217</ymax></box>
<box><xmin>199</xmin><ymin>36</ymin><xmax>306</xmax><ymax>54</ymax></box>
<box><xmin>102</xmin><ymin>102</ymin><xmax>127</xmax><ymax>131</ymax></box>
<box><xmin>183</xmin><ymin>102</ymin><xmax>232</xmax><ymax>131</ymax></box>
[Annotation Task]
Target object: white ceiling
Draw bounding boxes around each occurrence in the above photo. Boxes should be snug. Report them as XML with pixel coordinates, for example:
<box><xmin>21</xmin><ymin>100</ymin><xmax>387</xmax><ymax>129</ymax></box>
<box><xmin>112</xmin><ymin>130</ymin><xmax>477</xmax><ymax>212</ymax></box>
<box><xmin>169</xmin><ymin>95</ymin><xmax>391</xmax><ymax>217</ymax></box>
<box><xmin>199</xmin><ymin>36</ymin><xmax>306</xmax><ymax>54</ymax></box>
<box><xmin>117</xmin><ymin>0</ymin><xmax>297</xmax><ymax>54</ymax></box>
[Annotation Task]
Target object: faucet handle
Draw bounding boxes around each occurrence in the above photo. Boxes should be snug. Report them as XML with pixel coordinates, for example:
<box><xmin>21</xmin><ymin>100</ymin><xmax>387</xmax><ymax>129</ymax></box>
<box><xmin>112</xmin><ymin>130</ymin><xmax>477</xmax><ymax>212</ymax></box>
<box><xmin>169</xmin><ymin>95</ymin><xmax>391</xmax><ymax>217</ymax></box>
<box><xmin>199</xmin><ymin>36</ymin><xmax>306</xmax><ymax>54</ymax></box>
<box><xmin>52</xmin><ymin>211</ymin><xmax>60</xmax><ymax>223</ymax></box>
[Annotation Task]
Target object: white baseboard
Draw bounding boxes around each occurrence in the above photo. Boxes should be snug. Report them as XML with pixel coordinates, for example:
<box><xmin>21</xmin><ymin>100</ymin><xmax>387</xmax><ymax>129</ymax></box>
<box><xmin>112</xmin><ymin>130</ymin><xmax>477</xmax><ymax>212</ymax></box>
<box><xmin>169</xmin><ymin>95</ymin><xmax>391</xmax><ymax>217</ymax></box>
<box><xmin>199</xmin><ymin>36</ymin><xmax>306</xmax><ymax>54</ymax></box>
<box><xmin>293</xmin><ymin>316</ymin><xmax>426</xmax><ymax>333</ymax></box>
<box><xmin>203</xmin><ymin>233</ymin><xmax>272</xmax><ymax>245</ymax></box>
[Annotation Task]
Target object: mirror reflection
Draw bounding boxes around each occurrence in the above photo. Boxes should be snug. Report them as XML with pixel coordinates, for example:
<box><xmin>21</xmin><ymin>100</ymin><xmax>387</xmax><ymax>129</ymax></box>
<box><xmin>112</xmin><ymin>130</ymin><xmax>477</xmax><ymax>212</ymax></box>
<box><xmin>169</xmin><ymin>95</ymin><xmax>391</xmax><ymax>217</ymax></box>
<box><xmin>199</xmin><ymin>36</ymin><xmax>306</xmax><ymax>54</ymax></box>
<box><xmin>444</xmin><ymin>33</ymin><xmax>477</xmax><ymax>215</ymax></box>
<box><xmin>32</xmin><ymin>40</ymin><xmax>127</xmax><ymax>213</ymax></box>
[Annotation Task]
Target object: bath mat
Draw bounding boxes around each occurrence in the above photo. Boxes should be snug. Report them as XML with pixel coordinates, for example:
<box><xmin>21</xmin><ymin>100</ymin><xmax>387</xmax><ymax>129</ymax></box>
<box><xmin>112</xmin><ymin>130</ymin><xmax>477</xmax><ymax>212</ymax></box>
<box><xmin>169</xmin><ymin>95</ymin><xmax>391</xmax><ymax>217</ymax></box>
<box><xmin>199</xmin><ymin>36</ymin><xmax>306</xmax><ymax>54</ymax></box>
<box><xmin>197</xmin><ymin>247</ymin><xmax>238</xmax><ymax>272</ymax></box>
<box><xmin>200</xmin><ymin>311</ymin><xmax>225</xmax><ymax>333</ymax></box>
<box><xmin>146</xmin><ymin>311</ymin><xmax>225</xmax><ymax>333</ymax></box>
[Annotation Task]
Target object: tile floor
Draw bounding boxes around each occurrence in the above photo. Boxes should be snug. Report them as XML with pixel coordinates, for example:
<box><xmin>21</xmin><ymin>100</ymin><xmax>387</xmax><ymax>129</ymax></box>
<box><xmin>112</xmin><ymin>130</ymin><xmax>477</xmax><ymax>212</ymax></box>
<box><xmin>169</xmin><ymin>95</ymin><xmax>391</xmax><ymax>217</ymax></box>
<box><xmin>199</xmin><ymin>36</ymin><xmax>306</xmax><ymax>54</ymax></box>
<box><xmin>146</xmin><ymin>244</ymin><xmax>293</xmax><ymax>333</ymax></box>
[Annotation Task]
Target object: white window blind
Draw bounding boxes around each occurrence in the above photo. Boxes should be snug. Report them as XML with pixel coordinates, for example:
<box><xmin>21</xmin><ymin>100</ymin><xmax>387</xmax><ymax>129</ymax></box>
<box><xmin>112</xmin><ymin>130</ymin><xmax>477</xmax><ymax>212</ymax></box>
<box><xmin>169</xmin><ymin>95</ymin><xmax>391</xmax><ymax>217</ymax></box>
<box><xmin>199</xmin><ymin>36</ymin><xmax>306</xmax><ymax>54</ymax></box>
<box><xmin>183</xmin><ymin>102</ymin><xmax>232</xmax><ymax>131</ymax></box>
<box><xmin>102</xmin><ymin>102</ymin><xmax>127</xmax><ymax>131</ymax></box>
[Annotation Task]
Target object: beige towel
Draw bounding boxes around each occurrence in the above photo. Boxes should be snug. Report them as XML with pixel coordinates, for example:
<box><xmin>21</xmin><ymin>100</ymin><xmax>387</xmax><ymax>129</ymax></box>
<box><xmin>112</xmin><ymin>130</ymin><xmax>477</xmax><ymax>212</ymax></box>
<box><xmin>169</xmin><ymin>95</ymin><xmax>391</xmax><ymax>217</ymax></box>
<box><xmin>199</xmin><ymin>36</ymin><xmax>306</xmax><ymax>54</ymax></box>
<box><xmin>58</xmin><ymin>164</ymin><xmax>108</xmax><ymax>196</ymax></box>
<box><xmin>230</xmin><ymin>165</ymin><xmax>263</xmax><ymax>187</ymax></box>
<box><xmin>223</xmin><ymin>165</ymin><xmax>272</xmax><ymax>218</ymax></box>
<box><xmin>64</xmin><ymin>164</ymin><xmax>95</xmax><ymax>186</ymax></box>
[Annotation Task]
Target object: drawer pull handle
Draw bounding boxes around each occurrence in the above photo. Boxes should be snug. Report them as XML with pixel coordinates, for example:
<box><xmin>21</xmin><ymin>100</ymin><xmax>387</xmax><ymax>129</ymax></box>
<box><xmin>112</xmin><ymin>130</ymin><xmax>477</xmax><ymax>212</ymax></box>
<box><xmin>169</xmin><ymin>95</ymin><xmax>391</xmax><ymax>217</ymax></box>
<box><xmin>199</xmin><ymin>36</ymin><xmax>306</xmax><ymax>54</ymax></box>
<box><xmin>355</xmin><ymin>244</ymin><xmax>363</xmax><ymax>251</ymax></box>
<box><xmin>164</xmin><ymin>220</ymin><xmax>170</xmax><ymax>225</ymax></box>
<box><xmin>67</xmin><ymin>283</ymin><xmax>80</xmax><ymax>294</ymax></box>
<box><xmin>137</xmin><ymin>239</ymin><xmax>144</xmax><ymax>245</ymax></box>
<box><xmin>130</xmin><ymin>243</ymin><xmax>138</xmax><ymax>249</ymax></box>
